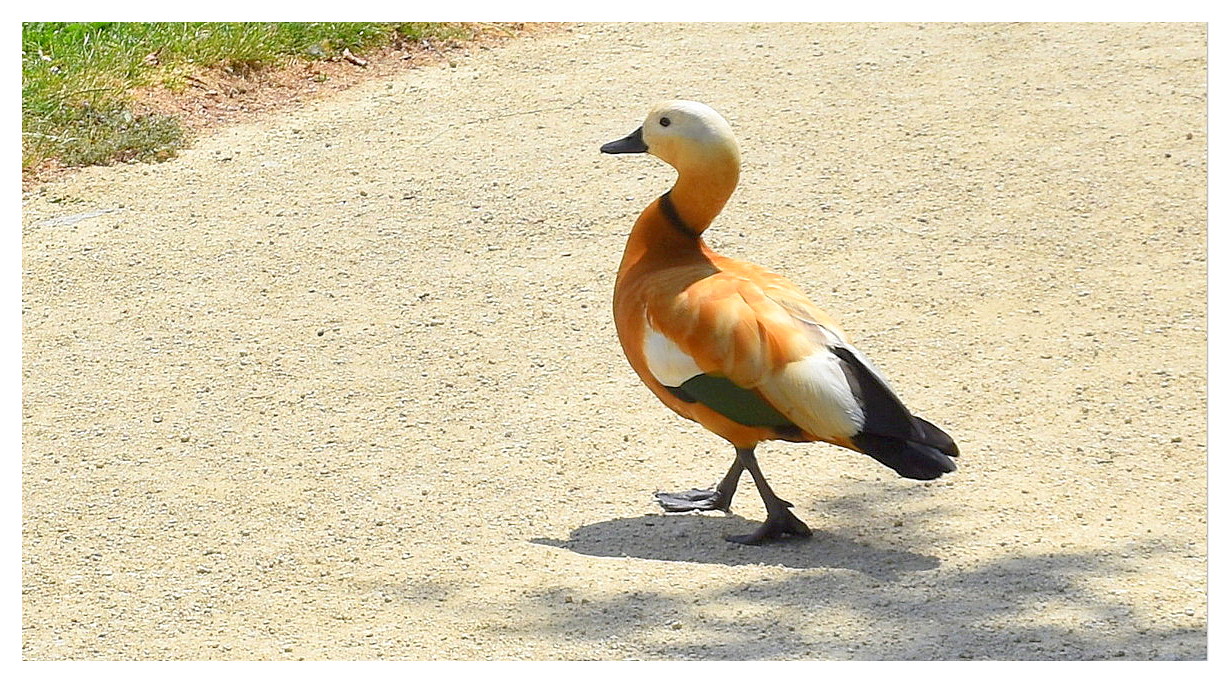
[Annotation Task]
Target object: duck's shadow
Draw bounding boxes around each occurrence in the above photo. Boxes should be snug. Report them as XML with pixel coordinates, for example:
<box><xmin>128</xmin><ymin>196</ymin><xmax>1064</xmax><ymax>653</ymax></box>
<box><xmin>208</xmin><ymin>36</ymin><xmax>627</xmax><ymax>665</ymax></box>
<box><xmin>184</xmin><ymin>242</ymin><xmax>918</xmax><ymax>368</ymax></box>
<box><xmin>531</xmin><ymin>513</ymin><xmax>939</xmax><ymax>578</ymax></box>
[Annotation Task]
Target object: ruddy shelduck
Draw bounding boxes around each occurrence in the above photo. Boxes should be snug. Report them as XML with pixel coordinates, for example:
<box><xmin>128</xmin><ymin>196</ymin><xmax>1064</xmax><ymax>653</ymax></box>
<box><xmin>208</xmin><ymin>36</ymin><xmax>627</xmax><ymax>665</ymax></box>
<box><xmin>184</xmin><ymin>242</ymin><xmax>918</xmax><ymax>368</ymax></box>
<box><xmin>602</xmin><ymin>100</ymin><xmax>959</xmax><ymax>545</ymax></box>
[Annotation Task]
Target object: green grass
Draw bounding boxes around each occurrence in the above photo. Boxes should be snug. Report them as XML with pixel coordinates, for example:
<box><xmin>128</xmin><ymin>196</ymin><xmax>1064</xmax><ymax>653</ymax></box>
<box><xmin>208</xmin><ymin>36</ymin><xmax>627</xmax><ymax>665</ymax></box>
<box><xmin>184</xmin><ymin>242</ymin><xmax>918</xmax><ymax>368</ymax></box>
<box><xmin>22</xmin><ymin>22</ymin><xmax>473</xmax><ymax>173</ymax></box>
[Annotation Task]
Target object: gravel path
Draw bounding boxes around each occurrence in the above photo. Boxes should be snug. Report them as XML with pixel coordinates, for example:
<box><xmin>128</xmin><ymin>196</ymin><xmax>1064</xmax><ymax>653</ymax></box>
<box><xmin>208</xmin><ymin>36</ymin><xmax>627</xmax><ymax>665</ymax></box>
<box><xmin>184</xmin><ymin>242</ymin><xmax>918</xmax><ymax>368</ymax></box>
<box><xmin>22</xmin><ymin>22</ymin><xmax>1206</xmax><ymax>660</ymax></box>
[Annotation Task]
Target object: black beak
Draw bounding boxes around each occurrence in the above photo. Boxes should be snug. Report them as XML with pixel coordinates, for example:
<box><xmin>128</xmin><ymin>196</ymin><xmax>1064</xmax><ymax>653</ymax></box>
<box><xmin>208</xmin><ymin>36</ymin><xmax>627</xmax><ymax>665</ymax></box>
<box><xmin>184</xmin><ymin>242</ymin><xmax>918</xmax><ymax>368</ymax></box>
<box><xmin>600</xmin><ymin>126</ymin><xmax>648</xmax><ymax>154</ymax></box>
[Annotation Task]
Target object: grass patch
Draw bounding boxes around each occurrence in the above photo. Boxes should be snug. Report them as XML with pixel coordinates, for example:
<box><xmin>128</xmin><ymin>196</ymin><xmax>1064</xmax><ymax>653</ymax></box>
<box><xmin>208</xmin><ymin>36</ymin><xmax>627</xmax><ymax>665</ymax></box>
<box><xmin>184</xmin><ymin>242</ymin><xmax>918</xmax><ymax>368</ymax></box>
<box><xmin>22</xmin><ymin>22</ymin><xmax>474</xmax><ymax>174</ymax></box>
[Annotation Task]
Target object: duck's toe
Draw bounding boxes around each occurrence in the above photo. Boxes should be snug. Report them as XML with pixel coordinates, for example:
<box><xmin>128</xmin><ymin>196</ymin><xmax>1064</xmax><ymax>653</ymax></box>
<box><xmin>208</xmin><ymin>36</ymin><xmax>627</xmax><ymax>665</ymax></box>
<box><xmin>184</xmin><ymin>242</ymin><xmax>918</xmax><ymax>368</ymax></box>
<box><xmin>725</xmin><ymin>509</ymin><xmax>812</xmax><ymax>545</ymax></box>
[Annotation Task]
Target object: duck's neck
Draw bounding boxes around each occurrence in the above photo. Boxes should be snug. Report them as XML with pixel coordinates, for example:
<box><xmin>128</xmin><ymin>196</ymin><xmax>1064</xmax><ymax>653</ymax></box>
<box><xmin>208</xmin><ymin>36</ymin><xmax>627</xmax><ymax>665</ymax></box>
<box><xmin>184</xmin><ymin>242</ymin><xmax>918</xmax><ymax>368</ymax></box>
<box><xmin>617</xmin><ymin>151</ymin><xmax>740</xmax><ymax>276</ymax></box>
<box><xmin>666</xmin><ymin>155</ymin><xmax>740</xmax><ymax>235</ymax></box>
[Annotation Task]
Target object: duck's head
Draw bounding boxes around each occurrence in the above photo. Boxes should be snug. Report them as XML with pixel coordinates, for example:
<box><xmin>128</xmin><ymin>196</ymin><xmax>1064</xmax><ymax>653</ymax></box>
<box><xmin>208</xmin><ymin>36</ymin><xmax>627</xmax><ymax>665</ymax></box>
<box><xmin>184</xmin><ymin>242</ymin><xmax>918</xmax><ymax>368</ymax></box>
<box><xmin>601</xmin><ymin>100</ymin><xmax>740</xmax><ymax>173</ymax></box>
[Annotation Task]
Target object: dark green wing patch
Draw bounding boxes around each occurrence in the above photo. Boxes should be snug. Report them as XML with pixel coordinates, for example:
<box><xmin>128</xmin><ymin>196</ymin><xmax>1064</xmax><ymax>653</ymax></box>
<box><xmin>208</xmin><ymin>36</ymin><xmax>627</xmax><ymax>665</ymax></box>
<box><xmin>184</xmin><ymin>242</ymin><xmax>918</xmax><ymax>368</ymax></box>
<box><xmin>665</xmin><ymin>374</ymin><xmax>797</xmax><ymax>428</ymax></box>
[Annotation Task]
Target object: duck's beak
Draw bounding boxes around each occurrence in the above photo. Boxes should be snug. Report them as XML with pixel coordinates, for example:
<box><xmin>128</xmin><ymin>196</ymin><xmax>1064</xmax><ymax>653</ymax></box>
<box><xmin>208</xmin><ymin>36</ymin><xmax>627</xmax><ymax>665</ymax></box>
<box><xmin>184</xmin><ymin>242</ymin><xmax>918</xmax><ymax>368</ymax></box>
<box><xmin>601</xmin><ymin>127</ymin><xmax>648</xmax><ymax>154</ymax></box>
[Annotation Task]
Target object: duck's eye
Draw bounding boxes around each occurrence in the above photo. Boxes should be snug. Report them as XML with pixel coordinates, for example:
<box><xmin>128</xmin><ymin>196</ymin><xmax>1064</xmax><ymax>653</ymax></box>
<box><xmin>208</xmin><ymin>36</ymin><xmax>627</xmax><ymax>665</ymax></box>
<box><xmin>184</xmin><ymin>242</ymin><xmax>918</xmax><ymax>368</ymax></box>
<box><xmin>659</xmin><ymin>117</ymin><xmax>671</xmax><ymax>127</ymax></box>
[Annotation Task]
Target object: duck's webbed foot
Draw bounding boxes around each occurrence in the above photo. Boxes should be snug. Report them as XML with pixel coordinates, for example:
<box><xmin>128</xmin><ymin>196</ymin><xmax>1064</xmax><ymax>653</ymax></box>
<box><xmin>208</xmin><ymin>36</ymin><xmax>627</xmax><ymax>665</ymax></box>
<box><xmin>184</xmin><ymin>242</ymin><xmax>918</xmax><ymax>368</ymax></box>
<box><xmin>725</xmin><ymin>502</ymin><xmax>812</xmax><ymax>545</ymax></box>
<box><xmin>655</xmin><ymin>488</ymin><xmax>732</xmax><ymax>512</ymax></box>
<box><xmin>653</xmin><ymin>456</ymin><xmax>744</xmax><ymax>513</ymax></box>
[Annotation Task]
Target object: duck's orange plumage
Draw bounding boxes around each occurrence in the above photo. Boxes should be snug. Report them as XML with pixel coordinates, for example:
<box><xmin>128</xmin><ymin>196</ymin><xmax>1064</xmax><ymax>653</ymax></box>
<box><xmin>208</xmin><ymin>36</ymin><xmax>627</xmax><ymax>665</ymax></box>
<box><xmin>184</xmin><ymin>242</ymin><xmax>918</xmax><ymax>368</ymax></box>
<box><xmin>603</xmin><ymin>101</ymin><xmax>959</xmax><ymax>544</ymax></box>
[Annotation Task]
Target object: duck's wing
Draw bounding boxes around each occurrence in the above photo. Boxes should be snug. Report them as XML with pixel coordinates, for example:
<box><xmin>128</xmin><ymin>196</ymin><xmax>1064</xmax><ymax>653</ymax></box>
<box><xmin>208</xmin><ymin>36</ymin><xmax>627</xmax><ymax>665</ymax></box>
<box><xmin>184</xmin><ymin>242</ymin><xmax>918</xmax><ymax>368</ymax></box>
<box><xmin>642</xmin><ymin>270</ymin><xmax>860</xmax><ymax>438</ymax></box>
<box><xmin>644</xmin><ymin>269</ymin><xmax>957</xmax><ymax>477</ymax></box>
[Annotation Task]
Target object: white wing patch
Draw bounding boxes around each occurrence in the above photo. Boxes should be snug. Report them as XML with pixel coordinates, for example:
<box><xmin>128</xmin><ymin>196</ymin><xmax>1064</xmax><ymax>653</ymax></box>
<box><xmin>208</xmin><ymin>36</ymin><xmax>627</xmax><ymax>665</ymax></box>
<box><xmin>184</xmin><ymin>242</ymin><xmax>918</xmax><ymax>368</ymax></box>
<box><xmin>643</xmin><ymin>324</ymin><xmax>703</xmax><ymax>387</ymax></box>
<box><xmin>760</xmin><ymin>349</ymin><xmax>865</xmax><ymax>439</ymax></box>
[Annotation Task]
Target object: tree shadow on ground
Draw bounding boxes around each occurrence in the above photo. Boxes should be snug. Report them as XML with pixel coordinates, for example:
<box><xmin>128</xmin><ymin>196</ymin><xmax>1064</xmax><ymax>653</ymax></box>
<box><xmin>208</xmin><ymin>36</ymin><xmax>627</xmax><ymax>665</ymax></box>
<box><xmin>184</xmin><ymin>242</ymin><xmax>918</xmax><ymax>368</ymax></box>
<box><xmin>511</xmin><ymin>545</ymin><xmax>1205</xmax><ymax>659</ymax></box>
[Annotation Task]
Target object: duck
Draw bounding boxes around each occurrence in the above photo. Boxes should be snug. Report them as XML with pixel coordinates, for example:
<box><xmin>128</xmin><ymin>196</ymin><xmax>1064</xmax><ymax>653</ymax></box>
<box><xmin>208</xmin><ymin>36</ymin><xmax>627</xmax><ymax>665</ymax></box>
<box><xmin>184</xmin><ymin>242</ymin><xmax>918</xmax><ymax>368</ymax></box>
<box><xmin>601</xmin><ymin>100</ymin><xmax>959</xmax><ymax>545</ymax></box>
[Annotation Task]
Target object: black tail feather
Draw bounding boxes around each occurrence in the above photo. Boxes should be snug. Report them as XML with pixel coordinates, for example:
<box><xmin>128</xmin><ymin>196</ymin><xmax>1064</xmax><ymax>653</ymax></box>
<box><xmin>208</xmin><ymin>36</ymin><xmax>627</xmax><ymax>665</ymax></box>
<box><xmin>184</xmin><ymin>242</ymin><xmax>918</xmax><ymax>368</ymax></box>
<box><xmin>829</xmin><ymin>344</ymin><xmax>960</xmax><ymax>479</ymax></box>
<box><xmin>911</xmin><ymin>415</ymin><xmax>960</xmax><ymax>458</ymax></box>
<box><xmin>851</xmin><ymin>431</ymin><xmax>957</xmax><ymax>480</ymax></box>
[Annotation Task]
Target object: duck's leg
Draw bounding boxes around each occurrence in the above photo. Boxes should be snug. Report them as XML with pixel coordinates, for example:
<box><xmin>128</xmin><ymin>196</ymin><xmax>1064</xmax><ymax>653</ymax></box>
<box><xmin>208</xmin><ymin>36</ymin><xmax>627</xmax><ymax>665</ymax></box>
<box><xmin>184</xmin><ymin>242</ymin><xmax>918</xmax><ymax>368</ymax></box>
<box><xmin>725</xmin><ymin>447</ymin><xmax>812</xmax><ymax>545</ymax></box>
<box><xmin>654</xmin><ymin>456</ymin><xmax>744</xmax><ymax>512</ymax></box>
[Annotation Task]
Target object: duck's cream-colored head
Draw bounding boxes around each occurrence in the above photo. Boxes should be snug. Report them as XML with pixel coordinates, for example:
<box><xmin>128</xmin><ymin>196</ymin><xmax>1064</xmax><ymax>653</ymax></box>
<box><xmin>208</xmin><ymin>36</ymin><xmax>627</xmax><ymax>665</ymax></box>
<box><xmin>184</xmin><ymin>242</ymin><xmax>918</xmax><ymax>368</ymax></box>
<box><xmin>602</xmin><ymin>101</ymin><xmax>741</xmax><ymax>232</ymax></box>
<box><xmin>601</xmin><ymin>100</ymin><xmax>740</xmax><ymax>173</ymax></box>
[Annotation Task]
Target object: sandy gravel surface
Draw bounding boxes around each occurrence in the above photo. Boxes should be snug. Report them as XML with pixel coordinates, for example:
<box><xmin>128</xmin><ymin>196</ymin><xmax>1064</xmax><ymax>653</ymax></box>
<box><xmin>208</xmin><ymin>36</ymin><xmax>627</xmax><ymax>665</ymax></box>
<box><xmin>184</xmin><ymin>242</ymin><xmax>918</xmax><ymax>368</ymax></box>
<box><xmin>22</xmin><ymin>23</ymin><xmax>1206</xmax><ymax>660</ymax></box>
